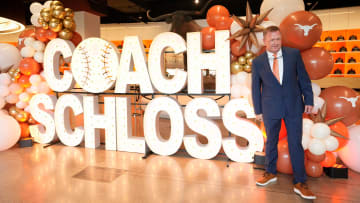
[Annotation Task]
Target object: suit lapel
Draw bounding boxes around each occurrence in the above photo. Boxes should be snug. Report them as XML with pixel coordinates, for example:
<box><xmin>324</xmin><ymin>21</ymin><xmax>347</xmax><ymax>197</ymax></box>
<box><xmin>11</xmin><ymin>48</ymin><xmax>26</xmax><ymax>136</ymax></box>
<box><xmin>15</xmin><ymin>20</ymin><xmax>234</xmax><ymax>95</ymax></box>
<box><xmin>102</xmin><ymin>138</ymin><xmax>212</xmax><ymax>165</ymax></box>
<box><xmin>263</xmin><ymin>51</ymin><xmax>282</xmax><ymax>86</ymax></box>
<box><xmin>282</xmin><ymin>47</ymin><xmax>288</xmax><ymax>86</ymax></box>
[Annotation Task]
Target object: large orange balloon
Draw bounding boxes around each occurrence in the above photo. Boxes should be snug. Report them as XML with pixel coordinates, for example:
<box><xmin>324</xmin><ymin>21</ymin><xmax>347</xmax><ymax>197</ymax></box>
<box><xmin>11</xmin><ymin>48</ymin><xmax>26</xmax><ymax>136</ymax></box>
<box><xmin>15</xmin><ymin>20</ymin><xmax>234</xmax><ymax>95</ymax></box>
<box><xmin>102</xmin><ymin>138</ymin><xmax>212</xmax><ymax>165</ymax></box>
<box><xmin>35</xmin><ymin>27</ymin><xmax>49</xmax><ymax>43</ymax></box>
<box><xmin>301</xmin><ymin>47</ymin><xmax>333</xmax><ymax>80</ymax></box>
<box><xmin>305</xmin><ymin>160</ymin><xmax>323</xmax><ymax>177</ymax></box>
<box><xmin>18</xmin><ymin>75</ymin><xmax>31</xmax><ymax>88</ymax></box>
<box><xmin>231</xmin><ymin>40</ymin><xmax>247</xmax><ymax>56</ymax></box>
<box><xmin>215</xmin><ymin>16</ymin><xmax>232</xmax><ymax>30</ymax></box>
<box><xmin>46</xmin><ymin>29</ymin><xmax>58</xmax><ymax>40</ymax></box>
<box><xmin>20</xmin><ymin>123</ymin><xmax>30</xmax><ymax>138</ymax></box>
<box><xmin>305</xmin><ymin>150</ymin><xmax>325</xmax><ymax>163</ymax></box>
<box><xmin>329</xmin><ymin>121</ymin><xmax>349</xmax><ymax>151</ymax></box>
<box><xmin>17</xmin><ymin>28</ymin><xmax>35</xmax><ymax>50</ymax></box>
<box><xmin>206</xmin><ymin>5</ymin><xmax>230</xmax><ymax>27</ymax></box>
<box><xmin>321</xmin><ymin>151</ymin><xmax>336</xmax><ymax>167</ymax></box>
<box><xmin>280</xmin><ymin>11</ymin><xmax>322</xmax><ymax>51</ymax></box>
<box><xmin>71</xmin><ymin>32</ymin><xmax>83</xmax><ymax>46</ymax></box>
<box><xmin>279</xmin><ymin>119</ymin><xmax>287</xmax><ymax>140</ymax></box>
<box><xmin>19</xmin><ymin>58</ymin><xmax>41</xmax><ymax>76</ymax></box>
<box><xmin>277</xmin><ymin>139</ymin><xmax>293</xmax><ymax>174</ymax></box>
<box><xmin>320</xmin><ymin>86</ymin><xmax>360</xmax><ymax>126</ymax></box>
<box><xmin>201</xmin><ymin>27</ymin><xmax>216</xmax><ymax>50</ymax></box>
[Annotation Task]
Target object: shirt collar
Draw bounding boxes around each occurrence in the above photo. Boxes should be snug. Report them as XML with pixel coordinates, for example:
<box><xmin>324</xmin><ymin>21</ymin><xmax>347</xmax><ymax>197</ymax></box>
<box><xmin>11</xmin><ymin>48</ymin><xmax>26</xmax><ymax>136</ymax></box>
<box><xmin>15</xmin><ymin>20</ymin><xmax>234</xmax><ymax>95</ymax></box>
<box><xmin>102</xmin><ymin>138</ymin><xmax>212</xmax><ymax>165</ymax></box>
<box><xmin>267</xmin><ymin>49</ymin><xmax>282</xmax><ymax>59</ymax></box>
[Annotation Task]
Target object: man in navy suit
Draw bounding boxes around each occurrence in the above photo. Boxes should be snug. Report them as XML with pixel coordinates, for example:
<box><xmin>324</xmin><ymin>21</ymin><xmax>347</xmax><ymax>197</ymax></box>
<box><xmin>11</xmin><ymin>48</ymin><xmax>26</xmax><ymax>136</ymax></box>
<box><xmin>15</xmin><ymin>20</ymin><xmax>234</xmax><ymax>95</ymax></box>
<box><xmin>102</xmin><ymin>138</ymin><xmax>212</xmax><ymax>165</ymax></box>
<box><xmin>251</xmin><ymin>26</ymin><xmax>316</xmax><ymax>200</ymax></box>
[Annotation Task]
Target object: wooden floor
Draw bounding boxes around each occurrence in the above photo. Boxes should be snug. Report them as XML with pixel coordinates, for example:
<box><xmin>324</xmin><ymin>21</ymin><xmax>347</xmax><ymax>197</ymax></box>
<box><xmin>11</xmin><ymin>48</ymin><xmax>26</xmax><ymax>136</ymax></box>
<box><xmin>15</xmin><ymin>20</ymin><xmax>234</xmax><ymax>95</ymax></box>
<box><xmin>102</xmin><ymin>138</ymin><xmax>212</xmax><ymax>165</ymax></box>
<box><xmin>0</xmin><ymin>143</ymin><xmax>360</xmax><ymax>203</ymax></box>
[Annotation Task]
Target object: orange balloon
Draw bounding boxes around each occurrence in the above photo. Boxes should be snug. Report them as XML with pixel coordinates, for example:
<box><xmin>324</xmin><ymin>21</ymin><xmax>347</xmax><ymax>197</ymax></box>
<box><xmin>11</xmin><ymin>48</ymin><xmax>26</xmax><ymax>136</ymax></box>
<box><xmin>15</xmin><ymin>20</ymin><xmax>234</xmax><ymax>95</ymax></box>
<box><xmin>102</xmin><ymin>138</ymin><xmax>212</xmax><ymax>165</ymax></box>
<box><xmin>279</xmin><ymin>119</ymin><xmax>287</xmax><ymax>140</ymax></box>
<box><xmin>277</xmin><ymin>139</ymin><xmax>293</xmax><ymax>174</ymax></box>
<box><xmin>305</xmin><ymin>160</ymin><xmax>323</xmax><ymax>177</ymax></box>
<box><xmin>301</xmin><ymin>47</ymin><xmax>333</xmax><ymax>80</ymax></box>
<box><xmin>280</xmin><ymin>11</ymin><xmax>322</xmax><ymax>51</ymax></box>
<box><xmin>71</xmin><ymin>32</ymin><xmax>83</xmax><ymax>46</ymax></box>
<box><xmin>18</xmin><ymin>75</ymin><xmax>31</xmax><ymax>88</ymax></box>
<box><xmin>305</xmin><ymin>150</ymin><xmax>325</xmax><ymax>163</ymax></box>
<box><xmin>20</xmin><ymin>123</ymin><xmax>30</xmax><ymax>138</ymax></box>
<box><xmin>206</xmin><ymin>5</ymin><xmax>230</xmax><ymax>27</ymax></box>
<box><xmin>19</xmin><ymin>58</ymin><xmax>41</xmax><ymax>76</ymax></box>
<box><xmin>329</xmin><ymin>121</ymin><xmax>349</xmax><ymax>151</ymax></box>
<box><xmin>201</xmin><ymin>27</ymin><xmax>216</xmax><ymax>50</ymax></box>
<box><xmin>46</xmin><ymin>29</ymin><xmax>58</xmax><ymax>40</ymax></box>
<box><xmin>35</xmin><ymin>27</ymin><xmax>49</xmax><ymax>43</ymax></box>
<box><xmin>230</xmin><ymin>40</ymin><xmax>247</xmax><ymax>56</ymax></box>
<box><xmin>257</xmin><ymin>46</ymin><xmax>266</xmax><ymax>56</ymax></box>
<box><xmin>321</xmin><ymin>151</ymin><xmax>336</xmax><ymax>167</ymax></box>
<box><xmin>320</xmin><ymin>86</ymin><xmax>360</xmax><ymax>126</ymax></box>
<box><xmin>17</xmin><ymin>28</ymin><xmax>35</xmax><ymax>50</ymax></box>
<box><xmin>215</xmin><ymin>16</ymin><xmax>232</xmax><ymax>30</ymax></box>
<box><xmin>231</xmin><ymin>54</ymin><xmax>238</xmax><ymax>62</ymax></box>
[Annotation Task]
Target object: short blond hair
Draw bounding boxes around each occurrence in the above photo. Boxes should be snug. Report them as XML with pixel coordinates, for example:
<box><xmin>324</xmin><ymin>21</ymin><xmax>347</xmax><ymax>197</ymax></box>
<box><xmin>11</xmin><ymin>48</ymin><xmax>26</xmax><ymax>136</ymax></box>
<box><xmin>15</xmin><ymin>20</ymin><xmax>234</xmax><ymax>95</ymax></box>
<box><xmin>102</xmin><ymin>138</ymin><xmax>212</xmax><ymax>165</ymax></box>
<box><xmin>263</xmin><ymin>26</ymin><xmax>280</xmax><ymax>38</ymax></box>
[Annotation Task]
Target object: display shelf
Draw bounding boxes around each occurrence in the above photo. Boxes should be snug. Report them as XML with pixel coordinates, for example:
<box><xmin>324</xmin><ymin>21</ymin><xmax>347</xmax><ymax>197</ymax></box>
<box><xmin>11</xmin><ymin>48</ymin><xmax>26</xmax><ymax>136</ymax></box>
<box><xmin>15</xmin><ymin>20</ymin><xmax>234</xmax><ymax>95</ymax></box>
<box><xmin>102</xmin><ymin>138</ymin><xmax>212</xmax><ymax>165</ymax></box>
<box><xmin>312</xmin><ymin>77</ymin><xmax>360</xmax><ymax>89</ymax></box>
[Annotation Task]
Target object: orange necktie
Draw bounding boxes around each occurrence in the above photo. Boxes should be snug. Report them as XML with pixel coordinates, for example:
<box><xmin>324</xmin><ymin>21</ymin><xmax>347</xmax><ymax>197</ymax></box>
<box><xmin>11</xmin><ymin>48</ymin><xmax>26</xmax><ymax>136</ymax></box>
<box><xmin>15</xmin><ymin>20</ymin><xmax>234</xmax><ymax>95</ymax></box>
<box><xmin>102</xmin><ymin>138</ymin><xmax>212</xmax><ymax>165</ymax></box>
<box><xmin>272</xmin><ymin>53</ymin><xmax>280</xmax><ymax>82</ymax></box>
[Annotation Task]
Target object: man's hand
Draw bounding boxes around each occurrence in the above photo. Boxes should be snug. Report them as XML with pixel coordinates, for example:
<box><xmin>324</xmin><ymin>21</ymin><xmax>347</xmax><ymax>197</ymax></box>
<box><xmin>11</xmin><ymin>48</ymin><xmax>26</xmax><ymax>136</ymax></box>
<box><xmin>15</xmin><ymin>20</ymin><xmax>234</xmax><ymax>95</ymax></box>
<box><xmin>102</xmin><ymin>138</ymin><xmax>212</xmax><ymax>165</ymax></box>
<box><xmin>256</xmin><ymin>114</ymin><xmax>263</xmax><ymax>121</ymax></box>
<box><xmin>304</xmin><ymin>105</ymin><xmax>313</xmax><ymax>114</ymax></box>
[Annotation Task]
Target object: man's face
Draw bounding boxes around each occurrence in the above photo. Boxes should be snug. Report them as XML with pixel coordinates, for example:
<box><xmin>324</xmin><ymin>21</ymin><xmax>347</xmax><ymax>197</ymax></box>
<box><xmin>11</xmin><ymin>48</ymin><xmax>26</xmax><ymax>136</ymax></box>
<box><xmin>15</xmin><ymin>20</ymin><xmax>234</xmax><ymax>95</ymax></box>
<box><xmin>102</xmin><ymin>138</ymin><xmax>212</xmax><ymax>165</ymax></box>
<box><xmin>263</xmin><ymin>31</ymin><xmax>282</xmax><ymax>53</ymax></box>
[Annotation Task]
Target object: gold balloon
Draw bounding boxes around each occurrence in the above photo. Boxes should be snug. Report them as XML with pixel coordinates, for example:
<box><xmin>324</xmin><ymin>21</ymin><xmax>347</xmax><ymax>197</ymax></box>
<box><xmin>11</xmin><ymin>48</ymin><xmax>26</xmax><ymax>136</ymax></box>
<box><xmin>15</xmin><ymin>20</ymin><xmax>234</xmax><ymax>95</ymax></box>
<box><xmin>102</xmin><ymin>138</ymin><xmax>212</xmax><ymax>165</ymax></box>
<box><xmin>231</xmin><ymin>61</ymin><xmax>243</xmax><ymax>74</ymax></box>
<box><xmin>40</xmin><ymin>8</ymin><xmax>50</xmax><ymax>15</ymax></box>
<box><xmin>238</xmin><ymin>56</ymin><xmax>247</xmax><ymax>65</ymax></box>
<box><xmin>11</xmin><ymin>78</ymin><xmax>17</xmax><ymax>82</ymax></box>
<box><xmin>16</xmin><ymin>112</ymin><xmax>29</xmax><ymax>123</ymax></box>
<box><xmin>244</xmin><ymin>64</ymin><xmax>252</xmax><ymax>73</ymax></box>
<box><xmin>8</xmin><ymin>68</ymin><xmax>15</xmax><ymax>75</ymax></box>
<box><xmin>245</xmin><ymin>52</ymin><xmax>254</xmax><ymax>59</ymax></box>
<box><xmin>70</xmin><ymin>22</ymin><xmax>76</xmax><ymax>31</ymax></box>
<box><xmin>51</xmin><ymin>1</ymin><xmax>63</xmax><ymax>8</ymax></box>
<box><xmin>64</xmin><ymin>8</ymin><xmax>74</xmax><ymax>18</ymax></box>
<box><xmin>38</xmin><ymin>17</ymin><xmax>44</xmax><ymax>24</ymax></box>
<box><xmin>42</xmin><ymin>15</ymin><xmax>51</xmax><ymax>22</ymax></box>
<box><xmin>53</xmin><ymin>6</ymin><xmax>65</xmax><ymax>19</ymax></box>
<box><xmin>49</xmin><ymin>18</ymin><xmax>63</xmax><ymax>32</ymax></box>
<box><xmin>42</xmin><ymin>22</ymin><xmax>49</xmax><ymax>29</ymax></box>
<box><xmin>9</xmin><ymin>107</ymin><xmax>18</xmax><ymax>116</ymax></box>
<box><xmin>59</xmin><ymin>29</ymin><xmax>73</xmax><ymax>40</ymax></box>
<box><xmin>13</xmin><ymin>72</ymin><xmax>21</xmax><ymax>79</ymax></box>
<box><xmin>247</xmin><ymin>57</ymin><xmax>254</xmax><ymax>66</ymax></box>
<box><xmin>63</xmin><ymin>17</ymin><xmax>74</xmax><ymax>29</ymax></box>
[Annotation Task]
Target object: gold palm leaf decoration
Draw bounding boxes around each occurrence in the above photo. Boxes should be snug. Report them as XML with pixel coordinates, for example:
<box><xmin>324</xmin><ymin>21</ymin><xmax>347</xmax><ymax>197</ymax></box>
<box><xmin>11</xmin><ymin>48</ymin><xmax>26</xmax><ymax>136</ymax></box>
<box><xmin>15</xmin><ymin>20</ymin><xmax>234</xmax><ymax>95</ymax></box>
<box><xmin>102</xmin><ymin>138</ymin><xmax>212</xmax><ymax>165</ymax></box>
<box><xmin>309</xmin><ymin>102</ymin><xmax>349</xmax><ymax>140</ymax></box>
<box><xmin>227</xmin><ymin>1</ymin><xmax>273</xmax><ymax>50</ymax></box>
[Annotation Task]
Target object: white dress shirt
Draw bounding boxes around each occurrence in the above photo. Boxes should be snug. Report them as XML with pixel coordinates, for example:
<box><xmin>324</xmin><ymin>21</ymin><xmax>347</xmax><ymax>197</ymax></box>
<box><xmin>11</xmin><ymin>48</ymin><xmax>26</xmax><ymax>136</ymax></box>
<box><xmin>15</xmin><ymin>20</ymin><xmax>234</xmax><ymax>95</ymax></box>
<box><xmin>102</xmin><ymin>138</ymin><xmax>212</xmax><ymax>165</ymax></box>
<box><xmin>267</xmin><ymin>49</ymin><xmax>284</xmax><ymax>85</ymax></box>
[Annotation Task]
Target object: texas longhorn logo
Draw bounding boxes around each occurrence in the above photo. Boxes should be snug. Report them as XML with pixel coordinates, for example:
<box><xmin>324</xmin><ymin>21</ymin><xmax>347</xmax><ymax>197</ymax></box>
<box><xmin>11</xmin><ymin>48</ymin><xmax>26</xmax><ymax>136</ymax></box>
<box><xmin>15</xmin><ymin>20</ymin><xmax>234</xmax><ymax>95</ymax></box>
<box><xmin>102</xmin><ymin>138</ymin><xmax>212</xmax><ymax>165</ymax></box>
<box><xmin>294</xmin><ymin>23</ymin><xmax>318</xmax><ymax>36</ymax></box>
<box><xmin>339</xmin><ymin>96</ymin><xmax>359</xmax><ymax>108</ymax></box>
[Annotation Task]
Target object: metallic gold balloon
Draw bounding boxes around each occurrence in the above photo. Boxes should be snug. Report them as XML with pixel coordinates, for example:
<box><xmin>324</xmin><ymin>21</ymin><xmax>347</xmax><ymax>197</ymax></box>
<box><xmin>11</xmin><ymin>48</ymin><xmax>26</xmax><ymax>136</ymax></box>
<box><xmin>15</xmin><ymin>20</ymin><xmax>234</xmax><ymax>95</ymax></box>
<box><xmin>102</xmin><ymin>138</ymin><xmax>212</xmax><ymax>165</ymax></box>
<box><xmin>245</xmin><ymin>51</ymin><xmax>254</xmax><ymax>59</ymax></box>
<box><xmin>11</xmin><ymin>78</ymin><xmax>17</xmax><ymax>82</ymax></box>
<box><xmin>231</xmin><ymin>61</ymin><xmax>243</xmax><ymax>74</ymax></box>
<box><xmin>244</xmin><ymin>64</ymin><xmax>252</xmax><ymax>73</ymax></box>
<box><xmin>59</xmin><ymin>29</ymin><xmax>73</xmax><ymax>40</ymax></box>
<box><xmin>42</xmin><ymin>14</ymin><xmax>51</xmax><ymax>22</ymax></box>
<box><xmin>238</xmin><ymin>56</ymin><xmax>247</xmax><ymax>65</ymax></box>
<box><xmin>49</xmin><ymin>18</ymin><xmax>63</xmax><ymax>32</ymax></box>
<box><xmin>247</xmin><ymin>57</ymin><xmax>254</xmax><ymax>66</ymax></box>
<box><xmin>13</xmin><ymin>72</ymin><xmax>21</xmax><ymax>79</ymax></box>
<box><xmin>8</xmin><ymin>68</ymin><xmax>15</xmax><ymax>75</ymax></box>
<box><xmin>70</xmin><ymin>22</ymin><xmax>76</xmax><ymax>31</ymax></box>
<box><xmin>51</xmin><ymin>1</ymin><xmax>63</xmax><ymax>8</ymax></box>
<box><xmin>42</xmin><ymin>22</ymin><xmax>49</xmax><ymax>29</ymax></box>
<box><xmin>40</xmin><ymin>8</ymin><xmax>50</xmax><ymax>15</ymax></box>
<box><xmin>64</xmin><ymin>8</ymin><xmax>74</xmax><ymax>18</ymax></box>
<box><xmin>9</xmin><ymin>107</ymin><xmax>18</xmax><ymax>117</ymax></box>
<box><xmin>16</xmin><ymin>112</ymin><xmax>29</xmax><ymax>123</ymax></box>
<box><xmin>63</xmin><ymin>17</ymin><xmax>74</xmax><ymax>29</ymax></box>
<box><xmin>53</xmin><ymin>6</ymin><xmax>65</xmax><ymax>19</ymax></box>
<box><xmin>38</xmin><ymin>17</ymin><xmax>44</xmax><ymax>24</ymax></box>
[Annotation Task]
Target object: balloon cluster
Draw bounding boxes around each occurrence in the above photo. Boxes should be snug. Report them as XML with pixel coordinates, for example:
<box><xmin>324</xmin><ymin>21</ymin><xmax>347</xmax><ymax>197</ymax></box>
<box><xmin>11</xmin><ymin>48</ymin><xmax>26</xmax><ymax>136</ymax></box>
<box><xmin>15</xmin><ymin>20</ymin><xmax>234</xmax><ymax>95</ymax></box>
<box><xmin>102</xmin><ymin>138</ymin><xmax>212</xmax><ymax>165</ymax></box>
<box><xmin>231</xmin><ymin>51</ymin><xmax>255</xmax><ymax>74</ymax></box>
<box><xmin>31</xmin><ymin>1</ymin><xmax>76</xmax><ymax>40</ymax></box>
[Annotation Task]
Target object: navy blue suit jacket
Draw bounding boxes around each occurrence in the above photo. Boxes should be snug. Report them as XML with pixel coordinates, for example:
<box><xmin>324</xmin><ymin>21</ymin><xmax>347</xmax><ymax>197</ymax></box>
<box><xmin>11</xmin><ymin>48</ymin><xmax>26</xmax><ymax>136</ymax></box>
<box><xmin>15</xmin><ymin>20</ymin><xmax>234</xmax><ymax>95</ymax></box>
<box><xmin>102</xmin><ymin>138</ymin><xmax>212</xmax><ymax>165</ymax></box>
<box><xmin>251</xmin><ymin>47</ymin><xmax>314</xmax><ymax>119</ymax></box>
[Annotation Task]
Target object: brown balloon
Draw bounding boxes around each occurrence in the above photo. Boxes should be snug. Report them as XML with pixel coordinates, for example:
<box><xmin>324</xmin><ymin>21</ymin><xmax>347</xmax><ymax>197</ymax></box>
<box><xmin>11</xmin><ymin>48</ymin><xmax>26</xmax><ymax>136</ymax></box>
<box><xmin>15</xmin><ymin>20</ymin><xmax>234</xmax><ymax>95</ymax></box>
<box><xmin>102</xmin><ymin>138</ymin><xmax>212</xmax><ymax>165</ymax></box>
<box><xmin>305</xmin><ymin>160</ymin><xmax>323</xmax><ymax>177</ymax></box>
<box><xmin>320</xmin><ymin>86</ymin><xmax>360</xmax><ymax>126</ymax></box>
<box><xmin>301</xmin><ymin>47</ymin><xmax>333</xmax><ymax>80</ymax></box>
<box><xmin>231</xmin><ymin>40</ymin><xmax>247</xmax><ymax>57</ymax></box>
<box><xmin>280</xmin><ymin>11</ymin><xmax>322</xmax><ymax>51</ymax></box>
<box><xmin>305</xmin><ymin>150</ymin><xmax>325</xmax><ymax>163</ymax></box>
<box><xmin>276</xmin><ymin>139</ymin><xmax>293</xmax><ymax>174</ymax></box>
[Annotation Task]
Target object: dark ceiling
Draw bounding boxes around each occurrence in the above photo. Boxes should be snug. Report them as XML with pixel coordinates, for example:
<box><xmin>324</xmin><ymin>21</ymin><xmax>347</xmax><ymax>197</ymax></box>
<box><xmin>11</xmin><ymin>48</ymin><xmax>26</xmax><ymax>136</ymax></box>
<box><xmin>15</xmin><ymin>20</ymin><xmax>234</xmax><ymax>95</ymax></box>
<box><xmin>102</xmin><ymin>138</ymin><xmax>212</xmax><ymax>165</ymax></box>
<box><xmin>2</xmin><ymin>0</ymin><xmax>360</xmax><ymax>25</ymax></box>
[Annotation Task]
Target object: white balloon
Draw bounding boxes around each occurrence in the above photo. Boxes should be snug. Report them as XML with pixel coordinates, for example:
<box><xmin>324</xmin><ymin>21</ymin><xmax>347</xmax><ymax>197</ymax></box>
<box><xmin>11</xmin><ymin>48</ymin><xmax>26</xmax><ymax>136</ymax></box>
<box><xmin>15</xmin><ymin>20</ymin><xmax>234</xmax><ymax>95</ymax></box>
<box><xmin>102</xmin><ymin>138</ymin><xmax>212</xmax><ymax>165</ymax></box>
<box><xmin>19</xmin><ymin>92</ymin><xmax>30</xmax><ymax>102</ymax></box>
<box><xmin>34</xmin><ymin>51</ymin><xmax>44</xmax><ymax>63</ymax></box>
<box><xmin>0</xmin><ymin>43</ymin><xmax>22</xmax><ymax>72</ymax></box>
<box><xmin>27</xmin><ymin>85</ymin><xmax>40</xmax><ymax>94</ymax></box>
<box><xmin>5</xmin><ymin>94</ymin><xmax>19</xmax><ymax>104</ymax></box>
<box><xmin>29</xmin><ymin>74</ymin><xmax>42</xmax><ymax>85</ymax></box>
<box><xmin>312</xmin><ymin>96</ymin><xmax>325</xmax><ymax>114</ymax></box>
<box><xmin>24</xmin><ymin>106</ymin><xmax>31</xmax><ymax>113</ymax></box>
<box><xmin>0</xmin><ymin>115</ymin><xmax>21</xmax><ymax>151</ymax></box>
<box><xmin>0</xmin><ymin>109</ymin><xmax>8</xmax><ymax>115</ymax></box>
<box><xmin>238</xmin><ymin>86</ymin><xmax>251</xmax><ymax>98</ymax></box>
<box><xmin>39</xmin><ymin>82</ymin><xmax>50</xmax><ymax>94</ymax></box>
<box><xmin>311</xmin><ymin>82</ymin><xmax>321</xmax><ymax>97</ymax></box>
<box><xmin>0</xmin><ymin>85</ymin><xmax>10</xmax><ymax>97</ymax></box>
<box><xmin>311</xmin><ymin>123</ymin><xmax>330</xmax><ymax>139</ymax></box>
<box><xmin>20</xmin><ymin>46</ymin><xmax>36</xmax><ymax>58</ymax></box>
<box><xmin>44</xmin><ymin>1</ymin><xmax>52</xmax><ymax>8</ymax></box>
<box><xmin>231</xmin><ymin>72</ymin><xmax>248</xmax><ymax>85</ymax></box>
<box><xmin>230</xmin><ymin>84</ymin><xmax>242</xmax><ymax>98</ymax></box>
<box><xmin>9</xmin><ymin>83</ymin><xmax>23</xmax><ymax>95</ymax></box>
<box><xmin>32</xmin><ymin>40</ymin><xmax>45</xmax><ymax>52</ymax></box>
<box><xmin>24</xmin><ymin>37</ymin><xmax>35</xmax><ymax>47</ymax></box>
<box><xmin>324</xmin><ymin>136</ymin><xmax>339</xmax><ymax>151</ymax></box>
<box><xmin>30</xmin><ymin>14</ymin><xmax>41</xmax><ymax>27</ymax></box>
<box><xmin>0</xmin><ymin>97</ymin><xmax>5</xmax><ymax>109</ymax></box>
<box><xmin>338</xmin><ymin>125</ymin><xmax>360</xmax><ymax>173</ymax></box>
<box><xmin>302</xmin><ymin>118</ymin><xmax>314</xmax><ymax>135</ymax></box>
<box><xmin>0</xmin><ymin>73</ymin><xmax>11</xmax><ymax>86</ymax></box>
<box><xmin>16</xmin><ymin>101</ymin><xmax>28</xmax><ymax>109</ymax></box>
<box><xmin>308</xmin><ymin>138</ymin><xmax>326</xmax><ymax>155</ymax></box>
<box><xmin>302</xmin><ymin>133</ymin><xmax>311</xmax><ymax>150</ymax></box>
<box><xmin>260</xmin><ymin>0</ymin><xmax>305</xmax><ymax>25</ymax></box>
<box><xmin>30</xmin><ymin>2</ymin><xmax>43</xmax><ymax>14</ymax></box>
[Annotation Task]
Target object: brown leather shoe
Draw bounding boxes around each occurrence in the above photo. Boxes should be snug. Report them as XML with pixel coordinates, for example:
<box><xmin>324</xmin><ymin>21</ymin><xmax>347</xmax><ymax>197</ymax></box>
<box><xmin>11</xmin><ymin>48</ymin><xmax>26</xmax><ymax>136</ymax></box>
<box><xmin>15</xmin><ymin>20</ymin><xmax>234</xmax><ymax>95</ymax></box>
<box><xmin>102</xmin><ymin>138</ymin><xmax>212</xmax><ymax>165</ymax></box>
<box><xmin>256</xmin><ymin>172</ymin><xmax>277</xmax><ymax>186</ymax></box>
<box><xmin>294</xmin><ymin>183</ymin><xmax>316</xmax><ymax>199</ymax></box>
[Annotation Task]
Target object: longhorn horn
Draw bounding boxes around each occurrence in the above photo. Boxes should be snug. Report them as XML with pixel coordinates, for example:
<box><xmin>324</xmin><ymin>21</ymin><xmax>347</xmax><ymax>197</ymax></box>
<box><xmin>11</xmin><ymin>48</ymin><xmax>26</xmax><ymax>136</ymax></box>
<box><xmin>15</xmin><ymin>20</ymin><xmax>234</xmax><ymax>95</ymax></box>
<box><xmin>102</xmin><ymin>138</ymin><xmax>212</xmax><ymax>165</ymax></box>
<box><xmin>146</xmin><ymin>10</ymin><xmax>174</xmax><ymax>21</ymax></box>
